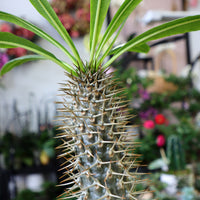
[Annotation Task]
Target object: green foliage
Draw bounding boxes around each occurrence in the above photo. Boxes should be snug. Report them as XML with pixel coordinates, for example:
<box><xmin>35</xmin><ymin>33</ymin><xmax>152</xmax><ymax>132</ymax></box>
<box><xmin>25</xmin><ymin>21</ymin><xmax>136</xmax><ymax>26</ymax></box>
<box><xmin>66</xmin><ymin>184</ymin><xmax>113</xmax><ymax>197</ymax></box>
<box><xmin>135</xmin><ymin>131</ymin><xmax>160</xmax><ymax>163</ymax></box>
<box><xmin>14</xmin><ymin>181</ymin><xmax>65</xmax><ymax>200</ymax></box>
<box><xmin>0</xmin><ymin>0</ymin><xmax>200</xmax><ymax>75</ymax></box>
<box><xmin>0</xmin><ymin>32</ymin><xmax>75</xmax><ymax>75</ymax></box>
<box><xmin>0</xmin><ymin>128</ymin><xmax>58</xmax><ymax>169</ymax></box>
<box><xmin>103</xmin><ymin>15</ymin><xmax>200</xmax><ymax>69</ymax></box>
<box><xmin>113</xmin><ymin>67</ymin><xmax>153</xmax><ymax>118</ymax></box>
<box><xmin>0</xmin><ymin>132</ymin><xmax>36</xmax><ymax>168</ymax></box>
<box><xmin>0</xmin><ymin>55</ymin><xmax>46</xmax><ymax>75</ymax></box>
<box><xmin>89</xmin><ymin>0</ymin><xmax>110</xmax><ymax>62</ymax></box>
<box><xmin>29</xmin><ymin>0</ymin><xmax>81</xmax><ymax>68</ymax></box>
<box><xmin>95</xmin><ymin>0</ymin><xmax>143</xmax><ymax>59</ymax></box>
<box><xmin>15</xmin><ymin>189</ymin><xmax>37</xmax><ymax>200</ymax></box>
<box><xmin>0</xmin><ymin>11</ymin><xmax>74</xmax><ymax>62</ymax></box>
<box><xmin>195</xmin><ymin>178</ymin><xmax>200</xmax><ymax>191</ymax></box>
<box><xmin>112</xmin><ymin>65</ymin><xmax>200</xmax><ymax>164</ymax></box>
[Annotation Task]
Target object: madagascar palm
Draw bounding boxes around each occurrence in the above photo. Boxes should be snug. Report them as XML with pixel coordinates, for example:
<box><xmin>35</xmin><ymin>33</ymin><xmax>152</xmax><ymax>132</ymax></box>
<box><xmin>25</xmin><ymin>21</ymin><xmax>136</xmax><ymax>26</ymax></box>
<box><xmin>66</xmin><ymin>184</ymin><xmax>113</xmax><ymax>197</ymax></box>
<box><xmin>1</xmin><ymin>0</ymin><xmax>200</xmax><ymax>199</ymax></box>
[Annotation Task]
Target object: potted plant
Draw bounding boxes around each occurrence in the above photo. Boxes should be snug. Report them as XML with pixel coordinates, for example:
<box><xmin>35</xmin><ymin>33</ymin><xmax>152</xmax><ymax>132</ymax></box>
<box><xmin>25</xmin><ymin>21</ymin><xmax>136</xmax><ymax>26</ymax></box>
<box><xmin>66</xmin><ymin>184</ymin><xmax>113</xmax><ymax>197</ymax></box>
<box><xmin>1</xmin><ymin>0</ymin><xmax>200</xmax><ymax>199</ymax></box>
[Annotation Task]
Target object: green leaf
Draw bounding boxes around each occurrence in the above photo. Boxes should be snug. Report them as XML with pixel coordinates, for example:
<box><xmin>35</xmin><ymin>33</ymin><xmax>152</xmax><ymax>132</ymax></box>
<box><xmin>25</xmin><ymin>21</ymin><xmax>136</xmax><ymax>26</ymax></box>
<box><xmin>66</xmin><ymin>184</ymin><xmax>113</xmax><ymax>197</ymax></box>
<box><xmin>103</xmin><ymin>15</ymin><xmax>200</xmax><ymax>69</ymax></box>
<box><xmin>109</xmin><ymin>43</ymin><xmax>150</xmax><ymax>55</ymax></box>
<box><xmin>97</xmin><ymin>21</ymin><xmax>126</xmax><ymax>66</ymax></box>
<box><xmin>95</xmin><ymin>0</ymin><xmax>142</xmax><ymax>59</ymax></box>
<box><xmin>0</xmin><ymin>55</ymin><xmax>46</xmax><ymax>76</ymax></box>
<box><xmin>29</xmin><ymin>0</ymin><xmax>82</xmax><ymax>68</ymax></box>
<box><xmin>90</xmin><ymin>0</ymin><xmax>111</xmax><ymax>63</ymax></box>
<box><xmin>0</xmin><ymin>32</ymin><xmax>76</xmax><ymax>74</ymax></box>
<box><xmin>0</xmin><ymin>11</ymin><xmax>76</xmax><ymax>64</ymax></box>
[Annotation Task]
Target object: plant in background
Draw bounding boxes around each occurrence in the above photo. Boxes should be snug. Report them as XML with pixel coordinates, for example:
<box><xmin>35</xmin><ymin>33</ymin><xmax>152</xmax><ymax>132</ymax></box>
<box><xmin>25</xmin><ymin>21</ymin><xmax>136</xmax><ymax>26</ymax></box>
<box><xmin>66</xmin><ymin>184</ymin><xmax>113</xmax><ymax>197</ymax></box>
<box><xmin>51</xmin><ymin>0</ymin><xmax>90</xmax><ymax>38</ymax></box>
<box><xmin>0</xmin><ymin>22</ymin><xmax>37</xmax><ymax>60</ymax></box>
<box><xmin>167</xmin><ymin>135</ymin><xmax>186</xmax><ymax>172</ymax></box>
<box><xmin>135</xmin><ymin>113</ymin><xmax>169</xmax><ymax>166</ymax></box>
<box><xmin>1</xmin><ymin>0</ymin><xmax>200</xmax><ymax>199</ymax></box>
<box><xmin>0</xmin><ymin>128</ymin><xmax>59</xmax><ymax>169</ymax></box>
<box><xmin>14</xmin><ymin>181</ymin><xmax>64</xmax><ymax>200</ymax></box>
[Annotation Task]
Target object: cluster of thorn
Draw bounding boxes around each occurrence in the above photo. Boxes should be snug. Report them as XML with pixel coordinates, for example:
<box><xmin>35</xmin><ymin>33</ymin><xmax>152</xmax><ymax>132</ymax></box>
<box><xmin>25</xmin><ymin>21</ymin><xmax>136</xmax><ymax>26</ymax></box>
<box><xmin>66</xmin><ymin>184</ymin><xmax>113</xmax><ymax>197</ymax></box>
<box><xmin>56</xmin><ymin>68</ymin><xmax>148</xmax><ymax>200</ymax></box>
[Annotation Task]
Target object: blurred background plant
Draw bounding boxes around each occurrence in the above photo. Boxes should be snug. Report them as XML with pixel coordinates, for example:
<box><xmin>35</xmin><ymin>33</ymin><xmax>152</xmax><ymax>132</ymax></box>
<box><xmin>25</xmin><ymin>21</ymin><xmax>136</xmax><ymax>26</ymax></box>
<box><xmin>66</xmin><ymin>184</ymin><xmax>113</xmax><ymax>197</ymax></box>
<box><xmin>0</xmin><ymin>22</ymin><xmax>38</xmax><ymax>63</ymax></box>
<box><xmin>14</xmin><ymin>181</ymin><xmax>64</xmax><ymax>200</ymax></box>
<box><xmin>0</xmin><ymin>126</ymin><xmax>60</xmax><ymax>170</ymax></box>
<box><xmin>51</xmin><ymin>0</ymin><xmax>90</xmax><ymax>38</ymax></box>
<box><xmin>112</xmin><ymin>58</ymin><xmax>200</xmax><ymax>198</ymax></box>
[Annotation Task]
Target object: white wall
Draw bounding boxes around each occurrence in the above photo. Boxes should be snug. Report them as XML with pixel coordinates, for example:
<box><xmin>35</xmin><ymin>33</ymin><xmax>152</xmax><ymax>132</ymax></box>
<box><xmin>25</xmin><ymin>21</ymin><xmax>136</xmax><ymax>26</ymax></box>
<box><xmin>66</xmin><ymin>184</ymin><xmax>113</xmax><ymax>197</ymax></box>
<box><xmin>0</xmin><ymin>0</ymin><xmax>89</xmax><ymax>133</ymax></box>
<box><xmin>188</xmin><ymin>2</ymin><xmax>200</xmax><ymax>61</ymax></box>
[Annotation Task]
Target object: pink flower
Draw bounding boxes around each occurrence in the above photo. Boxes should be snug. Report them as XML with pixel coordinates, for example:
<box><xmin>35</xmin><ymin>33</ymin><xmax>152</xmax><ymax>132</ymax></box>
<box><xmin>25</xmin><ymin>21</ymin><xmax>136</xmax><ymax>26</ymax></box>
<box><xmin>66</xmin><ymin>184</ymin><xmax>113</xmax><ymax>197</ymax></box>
<box><xmin>76</xmin><ymin>8</ymin><xmax>84</xmax><ymax>19</ymax></box>
<box><xmin>0</xmin><ymin>23</ymin><xmax>12</xmax><ymax>32</ymax></box>
<box><xmin>0</xmin><ymin>52</ymin><xmax>9</xmax><ymax>69</ymax></box>
<box><xmin>138</xmin><ymin>88</ymin><xmax>150</xmax><ymax>100</ymax></box>
<box><xmin>76</xmin><ymin>8</ymin><xmax>90</xmax><ymax>22</ymax></box>
<box><xmin>143</xmin><ymin>120</ymin><xmax>155</xmax><ymax>129</ymax></box>
<box><xmin>70</xmin><ymin>30</ymin><xmax>80</xmax><ymax>38</ymax></box>
<box><xmin>58</xmin><ymin>14</ymin><xmax>75</xmax><ymax>31</ymax></box>
<box><xmin>156</xmin><ymin>134</ymin><xmax>165</xmax><ymax>147</ymax></box>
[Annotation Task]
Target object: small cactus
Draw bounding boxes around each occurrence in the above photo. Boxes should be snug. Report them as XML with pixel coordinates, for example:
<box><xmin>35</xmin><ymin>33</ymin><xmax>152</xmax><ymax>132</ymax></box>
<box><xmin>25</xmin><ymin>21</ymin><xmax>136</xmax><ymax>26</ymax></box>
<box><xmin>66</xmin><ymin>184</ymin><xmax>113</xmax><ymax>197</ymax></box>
<box><xmin>167</xmin><ymin>135</ymin><xmax>186</xmax><ymax>171</ymax></box>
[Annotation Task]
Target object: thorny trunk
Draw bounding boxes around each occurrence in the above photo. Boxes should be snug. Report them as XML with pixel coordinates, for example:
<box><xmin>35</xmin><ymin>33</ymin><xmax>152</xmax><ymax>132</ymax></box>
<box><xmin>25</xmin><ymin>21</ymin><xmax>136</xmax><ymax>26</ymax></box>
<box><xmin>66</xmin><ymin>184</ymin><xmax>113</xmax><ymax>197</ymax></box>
<box><xmin>56</xmin><ymin>68</ymin><xmax>146</xmax><ymax>200</ymax></box>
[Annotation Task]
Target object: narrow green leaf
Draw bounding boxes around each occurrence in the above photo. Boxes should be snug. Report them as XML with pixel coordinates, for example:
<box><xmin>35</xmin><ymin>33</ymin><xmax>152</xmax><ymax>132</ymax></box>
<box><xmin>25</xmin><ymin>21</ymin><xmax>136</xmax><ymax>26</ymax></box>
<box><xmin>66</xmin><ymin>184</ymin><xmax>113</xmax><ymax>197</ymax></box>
<box><xmin>90</xmin><ymin>0</ymin><xmax>111</xmax><ymax>63</ymax></box>
<box><xmin>0</xmin><ymin>44</ymin><xmax>16</xmax><ymax>48</ymax></box>
<box><xmin>95</xmin><ymin>0</ymin><xmax>142</xmax><ymax>59</ymax></box>
<box><xmin>0</xmin><ymin>32</ymin><xmax>76</xmax><ymax>74</ymax></box>
<box><xmin>109</xmin><ymin>43</ymin><xmax>150</xmax><ymax>55</ymax></box>
<box><xmin>0</xmin><ymin>11</ymin><xmax>76</xmax><ymax>64</ymax></box>
<box><xmin>29</xmin><ymin>0</ymin><xmax>83</xmax><ymax>68</ymax></box>
<box><xmin>103</xmin><ymin>15</ymin><xmax>200</xmax><ymax>69</ymax></box>
<box><xmin>0</xmin><ymin>55</ymin><xmax>46</xmax><ymax>76</ymax></box>
<box><xmin>97</xmin><ymin>21</ymin><xmax>126</xmax><ymax>67</ymax></box>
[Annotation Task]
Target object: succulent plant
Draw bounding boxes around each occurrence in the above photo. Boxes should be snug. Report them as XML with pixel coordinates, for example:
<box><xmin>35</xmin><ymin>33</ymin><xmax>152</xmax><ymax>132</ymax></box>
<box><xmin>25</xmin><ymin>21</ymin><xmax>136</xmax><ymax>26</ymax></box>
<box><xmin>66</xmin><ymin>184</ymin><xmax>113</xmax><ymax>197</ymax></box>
<box><xmin>167</xmin><ymin>135</ymin><xmax>186</xmax><ymax>171</ymax></box>
<box><xmin>1</xmin><ymin>0</ymin><xmax>200</xmax><ymax>199</ymax></box>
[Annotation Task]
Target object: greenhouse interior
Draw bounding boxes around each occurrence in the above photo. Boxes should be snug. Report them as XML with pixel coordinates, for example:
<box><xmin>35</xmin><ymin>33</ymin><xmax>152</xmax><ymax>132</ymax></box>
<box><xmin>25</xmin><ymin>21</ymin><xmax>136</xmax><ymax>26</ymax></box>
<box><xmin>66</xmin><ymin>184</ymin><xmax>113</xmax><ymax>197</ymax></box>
<box><xmin>0</xmin><ymin>0</ymin><xmax>200</xmax><ymax>199</ymax></box>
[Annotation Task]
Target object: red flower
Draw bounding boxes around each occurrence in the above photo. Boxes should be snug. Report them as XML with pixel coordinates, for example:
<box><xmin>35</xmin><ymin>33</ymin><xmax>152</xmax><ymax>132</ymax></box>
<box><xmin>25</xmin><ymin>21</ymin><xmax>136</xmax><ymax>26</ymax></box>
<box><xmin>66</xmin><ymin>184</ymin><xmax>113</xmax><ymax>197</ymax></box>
<box><xmin>143</xmin><ymin>120</ymin><xmax>155</xmax><ymax>129</ymax></box>
<box><xmin>7</xmin><ymin>47</ymin><xmax>27</xmax><ymax>57</ymax></box>
<box><xmin>156</xmin><ymin>134</ymin><xmax>165</xmax><ymax>147</ymax></box>
<box><xmin>66</xmin><ymin>0</ymin><xmax>78</xmax><ymax>9</ymax></box>
<box><xmin>155</xmin><ymin>114</ymin><xmax>166</xmax><ymax>125</ymax></box>
<box><xmin>14</xmin><ymin>27</ymin><xmax>35</xmax><ymax>40</ymax></box>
